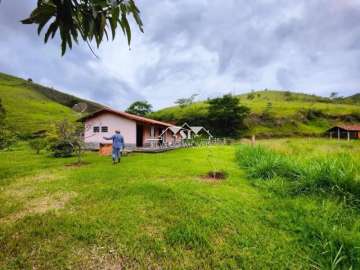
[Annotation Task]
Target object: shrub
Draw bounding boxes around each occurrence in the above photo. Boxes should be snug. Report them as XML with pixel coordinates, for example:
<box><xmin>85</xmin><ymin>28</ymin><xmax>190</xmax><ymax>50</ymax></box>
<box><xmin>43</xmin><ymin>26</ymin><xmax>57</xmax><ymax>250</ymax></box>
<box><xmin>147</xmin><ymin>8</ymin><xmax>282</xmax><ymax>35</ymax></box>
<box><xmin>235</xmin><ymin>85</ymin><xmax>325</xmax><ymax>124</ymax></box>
<box><xmin>28</xmin><ymin>138</ymin><xmax>47</xmax><ymax>154</ymax></box>
<box><xmin>0</xmin><ymin>128</ymin><xmax>16</xmax><ymax>150</ymax></box>
<box><xmin>49</xmin><ymin>140</ymin><xmax>74</xmax><ymax>157</ymax></box>
<box><xmin>48</xmin><ymin>119</ymin><xmax>84</xmax><ymax>161</ymax></box>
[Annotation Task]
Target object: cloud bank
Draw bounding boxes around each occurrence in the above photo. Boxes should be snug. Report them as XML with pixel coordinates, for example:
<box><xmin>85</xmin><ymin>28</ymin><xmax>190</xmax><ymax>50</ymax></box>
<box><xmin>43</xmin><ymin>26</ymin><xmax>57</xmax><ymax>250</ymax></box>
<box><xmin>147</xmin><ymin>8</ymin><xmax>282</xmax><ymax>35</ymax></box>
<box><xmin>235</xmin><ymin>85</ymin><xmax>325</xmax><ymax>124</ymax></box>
<box><xmin>0</xmin><ymin>0</ymin><xmax>359</xmax><ymax>109</ymax></box>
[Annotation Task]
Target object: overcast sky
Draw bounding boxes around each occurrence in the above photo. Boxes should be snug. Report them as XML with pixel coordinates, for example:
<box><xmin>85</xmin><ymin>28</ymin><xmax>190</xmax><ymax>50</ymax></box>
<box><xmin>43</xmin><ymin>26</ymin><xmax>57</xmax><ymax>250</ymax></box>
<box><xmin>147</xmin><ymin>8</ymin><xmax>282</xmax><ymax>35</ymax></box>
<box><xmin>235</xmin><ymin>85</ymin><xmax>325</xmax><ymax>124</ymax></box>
<box><xmin>0</xmin><ymin>0</ymin><xmax>360</xmax><ymax>110</ymax></box>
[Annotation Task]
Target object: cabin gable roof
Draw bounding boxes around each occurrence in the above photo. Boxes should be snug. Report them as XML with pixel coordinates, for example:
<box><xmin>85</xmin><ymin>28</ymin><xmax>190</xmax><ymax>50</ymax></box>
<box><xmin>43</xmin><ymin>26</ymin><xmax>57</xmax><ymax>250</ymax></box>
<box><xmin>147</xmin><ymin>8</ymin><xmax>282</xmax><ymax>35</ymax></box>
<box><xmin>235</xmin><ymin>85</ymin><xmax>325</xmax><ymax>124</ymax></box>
<box><xmin>79</xmin><ymin>108</ymin><xmax>174</xmax><ymax>127</ymax></box>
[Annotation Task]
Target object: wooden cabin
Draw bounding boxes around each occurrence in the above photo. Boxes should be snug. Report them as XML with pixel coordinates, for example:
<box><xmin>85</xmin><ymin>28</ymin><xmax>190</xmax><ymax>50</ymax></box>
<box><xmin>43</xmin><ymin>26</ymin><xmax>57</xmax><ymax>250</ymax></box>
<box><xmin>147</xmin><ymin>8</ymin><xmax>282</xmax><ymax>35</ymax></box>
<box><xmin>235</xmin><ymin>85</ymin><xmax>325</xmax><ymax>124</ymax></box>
<box><xmin>326</xmin><ymin>125</ymin><xmax>360</xmax><ymax>140</ymax></box>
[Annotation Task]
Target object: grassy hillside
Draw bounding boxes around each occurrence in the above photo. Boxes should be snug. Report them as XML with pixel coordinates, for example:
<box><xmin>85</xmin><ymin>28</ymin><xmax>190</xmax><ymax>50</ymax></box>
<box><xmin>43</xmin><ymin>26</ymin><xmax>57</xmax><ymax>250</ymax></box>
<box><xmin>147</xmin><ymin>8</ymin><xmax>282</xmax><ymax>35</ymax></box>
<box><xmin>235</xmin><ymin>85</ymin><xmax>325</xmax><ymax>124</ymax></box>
<box><xmin>151</xmin><ymin>90</ymin><xmax>360</xmax><ymax>137</ymax></box>
<box><xmin>0</xmin><ymin>139</ymin><xmax>359</xmax><ymax>269</ymax></box>
<box><xmin>0</xmin><ymin>73</ymin><xmax>102</xmax><ymax>136</ymax></box>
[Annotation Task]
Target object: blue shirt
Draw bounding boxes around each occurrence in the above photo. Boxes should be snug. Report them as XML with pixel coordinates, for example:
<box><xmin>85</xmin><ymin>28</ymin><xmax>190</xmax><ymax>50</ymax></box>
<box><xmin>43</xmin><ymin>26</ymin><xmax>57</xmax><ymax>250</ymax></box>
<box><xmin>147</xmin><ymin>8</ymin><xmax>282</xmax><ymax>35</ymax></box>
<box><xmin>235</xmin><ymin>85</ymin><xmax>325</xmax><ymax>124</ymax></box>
<box><xmin>109</xmin><ymin>134</ymin><xmax>124</xmax><ymax>149</ymax></box>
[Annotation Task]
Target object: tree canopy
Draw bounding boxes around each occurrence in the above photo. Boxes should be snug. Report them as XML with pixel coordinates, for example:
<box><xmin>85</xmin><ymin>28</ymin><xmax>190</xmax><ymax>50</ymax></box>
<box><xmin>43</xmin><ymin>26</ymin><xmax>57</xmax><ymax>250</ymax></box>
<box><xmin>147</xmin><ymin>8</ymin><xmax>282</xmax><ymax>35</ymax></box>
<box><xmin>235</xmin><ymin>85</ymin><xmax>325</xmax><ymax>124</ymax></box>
<box><xmin>208</xmin><ymin>94</ymin><xmax>250</xmax><ymax>138</ymax></box>
<box><xmin>126</xmin><ymin>100</ymin><xmax>152</xmax><ymax>116</ymax></box>
<box><xmin>22</xmin><ymin>0</ymin><xmax>143</xmax><ymax>55</ymax></box>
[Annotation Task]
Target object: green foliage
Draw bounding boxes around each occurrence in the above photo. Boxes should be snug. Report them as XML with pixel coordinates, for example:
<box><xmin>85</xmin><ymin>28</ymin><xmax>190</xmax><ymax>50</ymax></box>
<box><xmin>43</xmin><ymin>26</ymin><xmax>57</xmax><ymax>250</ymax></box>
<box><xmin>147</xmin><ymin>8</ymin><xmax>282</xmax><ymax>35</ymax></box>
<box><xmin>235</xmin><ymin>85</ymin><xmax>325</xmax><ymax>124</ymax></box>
<box><xmin>330</xmin><ymin>92</ymin><xmax>339</xmax><ymax>99</ymax></box>
<box><xmin>22</xmin><ymin>0</ymin><xmax>143</xmax><ymax>55</ymax></box>
<box><xmin>301</xmin><ymin>108</ymin><xmax>326</xmax><ymax>121</ymax></box>
<box><xmin>0</xmin><ymin>99</ymin><xmax>16</xmax><ymax>150</ymax></box>
<box><xmin>247</xmin><ymin>91</ymin><xmax>255</xmax><ymax>100</ymax></box>
<box><xmin>208</xmin><ymin>94</ymin><xmax>250</xmax><ymax>138</ymax></box>
<box><xmin>0</xmin><ymin>128</ymin><xmax>16</xmax><ymax>150</ymax></box>
<box><xmin>28</xmin><ymin>138</ymin><xmax>47</xmax><ymax>154</ymax></box>
<box><xmin>48</xmin><ymin>119</ymin><xmax>84</xmax><ymax>160</ymax></box>
<box><xmin>126</xmin><ymin>100</ymin><xmax>152</xmax><ymax>116</ymax></box>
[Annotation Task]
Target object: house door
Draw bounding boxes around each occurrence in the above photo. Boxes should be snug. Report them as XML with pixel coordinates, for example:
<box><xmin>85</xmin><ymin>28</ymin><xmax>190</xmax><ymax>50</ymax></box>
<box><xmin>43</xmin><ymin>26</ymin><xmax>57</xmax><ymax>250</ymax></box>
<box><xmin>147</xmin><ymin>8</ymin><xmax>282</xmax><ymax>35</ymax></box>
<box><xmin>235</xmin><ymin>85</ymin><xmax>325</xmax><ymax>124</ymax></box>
<box><xmin>136</xmin><ymin>124</ymin><xmax>144</xmax><ymax>147</ymax></box>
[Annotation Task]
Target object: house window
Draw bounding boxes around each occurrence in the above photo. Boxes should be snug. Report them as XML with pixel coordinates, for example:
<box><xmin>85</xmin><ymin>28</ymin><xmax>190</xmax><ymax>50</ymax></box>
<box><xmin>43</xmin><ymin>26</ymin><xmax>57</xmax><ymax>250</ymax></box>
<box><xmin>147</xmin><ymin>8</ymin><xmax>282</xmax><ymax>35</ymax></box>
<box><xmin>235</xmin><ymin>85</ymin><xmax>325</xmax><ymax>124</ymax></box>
<box><xmin>93</xmin><ymin>126</ymin><xmax>100</xmax><ymax>133</ymax></box>
<box><xmin>101</xmin><ymin>126</ymin><xmax>108</xmax><ymax>133</ymax></box>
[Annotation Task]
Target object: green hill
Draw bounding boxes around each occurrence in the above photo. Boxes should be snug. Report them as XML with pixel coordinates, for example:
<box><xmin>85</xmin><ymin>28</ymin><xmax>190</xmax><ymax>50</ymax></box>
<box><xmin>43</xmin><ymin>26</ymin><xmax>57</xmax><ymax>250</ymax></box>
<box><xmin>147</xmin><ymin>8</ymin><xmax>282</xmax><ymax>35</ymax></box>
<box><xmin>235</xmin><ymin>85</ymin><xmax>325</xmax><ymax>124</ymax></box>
<box><xmin>151</xmin><ymin>90</ymin><xmax>360</xmax><ymax>137</ymax></box>
<box><xmin>0</xmin><ymin>72</ymin><xmax>103</xmax><ymax>136</ymax></box>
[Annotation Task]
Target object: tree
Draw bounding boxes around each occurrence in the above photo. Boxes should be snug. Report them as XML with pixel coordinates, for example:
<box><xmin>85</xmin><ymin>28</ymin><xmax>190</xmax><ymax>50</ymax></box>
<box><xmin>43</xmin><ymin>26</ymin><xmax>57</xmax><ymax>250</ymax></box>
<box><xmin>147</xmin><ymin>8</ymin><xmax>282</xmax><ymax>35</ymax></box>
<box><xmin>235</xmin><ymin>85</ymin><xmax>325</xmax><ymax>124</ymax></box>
<box><xmin>126</xmin><ymin>101</ymin><xmax>152</xmax><ymax>116</ymax></box>
<box><xmin>330</xmin><ymin>92</ymin><xmax>338</xmax><ymax>99</ymax></box>
<box><xmin>284</xmin><ymin>91</ymin><xmax>293</xmax><ymax>101</ymax></box>
<box><xmin>175</xmin><ymin>94</ymin><xmax>198</xmax><ymax>108</ymax></box>
<box><xmin>208</xmin><ymin>94</ymin><xmax>250</xmax><ymax>138</ymax></box>
<box><xmin>21</xmin><ymin>0</ymin><xmax>143</xmax><ymax>55</ymax></box>
<box><xmin>49</xmin><ymin>119</ymin><xmax>84</xmax><ymax>163</ymax></box>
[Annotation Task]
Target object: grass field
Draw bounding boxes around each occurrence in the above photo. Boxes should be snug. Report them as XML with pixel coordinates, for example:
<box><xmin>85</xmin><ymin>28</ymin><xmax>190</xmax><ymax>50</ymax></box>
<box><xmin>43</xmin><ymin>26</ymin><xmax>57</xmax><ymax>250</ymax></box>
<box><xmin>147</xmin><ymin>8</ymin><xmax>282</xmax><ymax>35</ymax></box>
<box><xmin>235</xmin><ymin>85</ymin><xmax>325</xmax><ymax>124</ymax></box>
<box><xmin>1</xmin><ymin>139</ymin><xmax>359</xmax><ymax>269</ymax></box>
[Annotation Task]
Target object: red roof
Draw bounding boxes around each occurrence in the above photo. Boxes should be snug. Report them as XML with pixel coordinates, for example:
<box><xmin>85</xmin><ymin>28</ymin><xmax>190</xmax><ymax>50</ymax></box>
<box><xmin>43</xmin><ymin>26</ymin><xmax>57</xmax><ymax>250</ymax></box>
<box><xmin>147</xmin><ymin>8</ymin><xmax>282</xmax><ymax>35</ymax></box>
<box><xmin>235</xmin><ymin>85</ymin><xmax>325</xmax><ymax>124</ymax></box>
<box><xmin>79</xmin><ymin>107</ymin><xmax>174</xmax><ymax>127</ymax></box>
<box><xmin>335</xmin><ymin>125</ymin><xmax>360</xmax><ymax>131</ymax></box>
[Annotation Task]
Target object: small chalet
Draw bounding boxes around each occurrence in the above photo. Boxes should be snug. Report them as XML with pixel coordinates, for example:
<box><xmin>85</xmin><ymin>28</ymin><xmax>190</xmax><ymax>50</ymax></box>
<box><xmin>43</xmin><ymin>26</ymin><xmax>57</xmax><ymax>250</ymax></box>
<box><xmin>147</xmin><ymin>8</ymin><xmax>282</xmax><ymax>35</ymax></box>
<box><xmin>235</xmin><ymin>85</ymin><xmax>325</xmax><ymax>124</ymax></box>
<box><xmin>326</xmin><ymin>125</ymin><xmax>360</xmax><ymax>140</ymax></box>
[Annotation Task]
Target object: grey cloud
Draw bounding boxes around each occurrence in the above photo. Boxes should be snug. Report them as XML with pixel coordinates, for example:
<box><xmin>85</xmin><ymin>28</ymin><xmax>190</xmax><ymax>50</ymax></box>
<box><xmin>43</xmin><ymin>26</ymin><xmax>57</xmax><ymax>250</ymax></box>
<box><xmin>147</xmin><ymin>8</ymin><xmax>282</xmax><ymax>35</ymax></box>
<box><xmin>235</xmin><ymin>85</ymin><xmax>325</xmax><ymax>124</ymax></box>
<box><xmin>1</xmin><ymin>0</ymin><xmax>360</xmax><ymax>109</ymax></box>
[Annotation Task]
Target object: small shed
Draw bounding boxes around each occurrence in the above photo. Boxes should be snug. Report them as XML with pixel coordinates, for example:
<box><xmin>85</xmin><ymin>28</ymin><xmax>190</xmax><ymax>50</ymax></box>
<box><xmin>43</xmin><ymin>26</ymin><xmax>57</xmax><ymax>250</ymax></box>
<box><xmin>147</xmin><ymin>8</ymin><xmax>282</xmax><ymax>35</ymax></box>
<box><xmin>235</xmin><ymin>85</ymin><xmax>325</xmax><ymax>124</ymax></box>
<box><xmin>326</xmin><ymin>125</ymin><xmax>360</xmax><ymax>140</ymax></box>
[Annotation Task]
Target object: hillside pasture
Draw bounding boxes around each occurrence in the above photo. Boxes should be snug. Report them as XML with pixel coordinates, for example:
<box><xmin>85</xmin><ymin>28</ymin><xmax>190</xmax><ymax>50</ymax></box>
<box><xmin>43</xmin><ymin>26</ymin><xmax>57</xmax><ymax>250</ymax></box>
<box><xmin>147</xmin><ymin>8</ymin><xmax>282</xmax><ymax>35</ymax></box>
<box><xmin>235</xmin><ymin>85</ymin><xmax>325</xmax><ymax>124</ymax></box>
<box><xmin>151</xmin><ymin>91</ymin><xmax>360</xmax><ymax>137</ymax></box>
<box><xmin>0</xmin><ymin>139</ymin><xmax>360</xmax><ymax>269</ymax></box>
<box><xmin>0</xmin><ymin>73</ymin><xmax>77</xmax><ymax>135</ymax></box>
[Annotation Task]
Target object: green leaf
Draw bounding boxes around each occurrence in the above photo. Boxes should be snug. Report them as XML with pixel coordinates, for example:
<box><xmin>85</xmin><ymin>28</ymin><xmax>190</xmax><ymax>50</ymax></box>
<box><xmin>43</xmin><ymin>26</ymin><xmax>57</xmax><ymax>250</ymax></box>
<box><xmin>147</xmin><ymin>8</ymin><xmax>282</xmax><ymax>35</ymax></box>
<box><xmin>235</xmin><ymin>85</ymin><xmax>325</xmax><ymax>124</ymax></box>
<box><xmin>121</xmin><ymin>14</ymin><xmax>131</xmax><ymax>46</ymax></box>
<box><xmin>44</xmin><ymin>21</ymin><xmax>58</xmax><ymax>43</ymax></box>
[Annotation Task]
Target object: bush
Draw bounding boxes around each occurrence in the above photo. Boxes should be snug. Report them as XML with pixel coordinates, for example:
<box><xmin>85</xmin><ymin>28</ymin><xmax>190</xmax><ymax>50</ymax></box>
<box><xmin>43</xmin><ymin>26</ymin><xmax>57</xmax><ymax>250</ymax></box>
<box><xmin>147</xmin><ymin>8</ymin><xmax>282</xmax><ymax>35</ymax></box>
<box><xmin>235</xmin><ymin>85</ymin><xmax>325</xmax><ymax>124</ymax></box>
<box><xmin>49</xmin><ymin>140</ymin><xmax>74</xmax><ymax>158</ymax></box>
<box><xmin>0</xmin><ymin>128</ymin><xmax>16</xmax><ymax>150</ymax></box>
<box><xmin>48</xmin><ymin>119</ymin><xmax>85</xmax><ymax>162</ymax></box>
<box><xmin>28</xmin><ymin>138</ymin><xmax>47</xmax><ymax>154</ymax></box>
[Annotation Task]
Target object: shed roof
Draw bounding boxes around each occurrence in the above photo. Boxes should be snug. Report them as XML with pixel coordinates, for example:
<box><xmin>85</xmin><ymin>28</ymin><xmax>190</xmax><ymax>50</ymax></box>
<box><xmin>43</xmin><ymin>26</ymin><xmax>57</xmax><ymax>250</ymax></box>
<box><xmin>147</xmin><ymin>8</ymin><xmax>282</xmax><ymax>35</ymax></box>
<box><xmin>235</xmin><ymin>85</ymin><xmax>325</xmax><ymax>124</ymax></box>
<box><xmin>79</xmin><ymin>107</ymin><xmax>173</xmax><ymax>127</ymax></box>
<box><xmin>329</xmin><ymin>125</ymin><xmax>360</xmax><ymax>131</ymax></box>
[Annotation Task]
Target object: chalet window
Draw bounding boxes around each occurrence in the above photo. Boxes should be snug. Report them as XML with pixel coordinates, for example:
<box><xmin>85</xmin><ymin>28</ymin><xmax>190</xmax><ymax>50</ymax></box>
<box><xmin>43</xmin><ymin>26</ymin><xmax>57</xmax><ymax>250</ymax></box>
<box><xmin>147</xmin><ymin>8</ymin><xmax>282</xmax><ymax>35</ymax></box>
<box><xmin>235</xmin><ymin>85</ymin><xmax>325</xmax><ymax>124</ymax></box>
<box><xmin>93</xmin><ymin>126</ymin><xmax>100</xmax><ymax>133</ymax></box>
<box><xmin>101</xmin><ymin>126</ymin><xmax>108</xmax><ymax>133</ymax></box>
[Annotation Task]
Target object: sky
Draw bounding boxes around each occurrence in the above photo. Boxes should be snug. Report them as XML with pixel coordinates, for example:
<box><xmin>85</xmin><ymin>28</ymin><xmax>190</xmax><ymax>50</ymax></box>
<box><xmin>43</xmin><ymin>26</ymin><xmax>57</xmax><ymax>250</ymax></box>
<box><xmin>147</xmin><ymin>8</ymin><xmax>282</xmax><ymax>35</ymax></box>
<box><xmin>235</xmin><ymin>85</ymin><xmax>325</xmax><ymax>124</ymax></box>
<box><xmin>0</xmin><ymin>0</ymin><xmax>360</xmax><ymax>110</ymax></box>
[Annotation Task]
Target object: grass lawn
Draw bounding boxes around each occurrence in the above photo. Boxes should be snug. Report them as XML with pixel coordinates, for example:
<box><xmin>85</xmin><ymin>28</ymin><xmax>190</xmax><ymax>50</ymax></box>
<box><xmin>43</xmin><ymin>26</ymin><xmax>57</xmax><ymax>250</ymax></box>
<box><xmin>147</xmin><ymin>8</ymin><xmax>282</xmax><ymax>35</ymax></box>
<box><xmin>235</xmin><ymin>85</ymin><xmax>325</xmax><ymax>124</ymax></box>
<box><xmin>1</xmin><ymin>139</ymin><xmax>360</xmax><ymax>269</ymax></box>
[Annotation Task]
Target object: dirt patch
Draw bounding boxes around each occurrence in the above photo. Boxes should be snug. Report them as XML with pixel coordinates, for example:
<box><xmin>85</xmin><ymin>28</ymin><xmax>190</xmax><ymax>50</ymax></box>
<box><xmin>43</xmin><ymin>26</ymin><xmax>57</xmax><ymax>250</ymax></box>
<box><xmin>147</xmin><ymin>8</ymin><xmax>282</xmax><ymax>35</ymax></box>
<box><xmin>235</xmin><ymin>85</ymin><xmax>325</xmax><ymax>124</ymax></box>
<box><xmin>0</xmin><ymin>191</ymin><xmax>77</xmax><ymax>224</ymax></box>
<box><xmin>2</xmin><ymin>172</ymin><xmax>64</xmax><ymax>199</ymax></box>
<box><xmin>201</xmin><ymin>171</ymin><xmax>228</xmax><ymax>181</ymax></box>
<box><xmin>73</xmin><ymin>246</ymin><xmax>128</xmax><ymax>270</ymax></box>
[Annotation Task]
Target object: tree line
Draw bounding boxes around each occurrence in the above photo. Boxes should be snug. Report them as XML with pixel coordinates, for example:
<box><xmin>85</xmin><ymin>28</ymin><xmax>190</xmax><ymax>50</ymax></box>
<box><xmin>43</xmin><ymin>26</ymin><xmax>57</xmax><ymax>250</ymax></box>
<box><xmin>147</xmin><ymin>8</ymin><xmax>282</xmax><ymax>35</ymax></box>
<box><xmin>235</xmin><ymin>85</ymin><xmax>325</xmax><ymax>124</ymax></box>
<box><xmin>125</xmin><ymin>94</ymin><xmax>250</xmax><ymax>138</ymax></box>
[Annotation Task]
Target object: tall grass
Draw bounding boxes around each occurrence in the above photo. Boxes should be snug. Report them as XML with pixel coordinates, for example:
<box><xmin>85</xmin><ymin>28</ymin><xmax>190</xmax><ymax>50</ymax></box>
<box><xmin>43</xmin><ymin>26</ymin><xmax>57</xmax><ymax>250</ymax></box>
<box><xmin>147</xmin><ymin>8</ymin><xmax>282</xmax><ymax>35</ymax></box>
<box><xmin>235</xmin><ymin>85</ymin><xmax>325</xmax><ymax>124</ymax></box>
<box><xmin>236</xmin><ymin>145</ymin><xmax>360</xmax><ymax>204</ymax></box>
<box><xmin>236</xmin><ymin>145</ymin><xmax>360</xmax><ymax>268</ymax></box>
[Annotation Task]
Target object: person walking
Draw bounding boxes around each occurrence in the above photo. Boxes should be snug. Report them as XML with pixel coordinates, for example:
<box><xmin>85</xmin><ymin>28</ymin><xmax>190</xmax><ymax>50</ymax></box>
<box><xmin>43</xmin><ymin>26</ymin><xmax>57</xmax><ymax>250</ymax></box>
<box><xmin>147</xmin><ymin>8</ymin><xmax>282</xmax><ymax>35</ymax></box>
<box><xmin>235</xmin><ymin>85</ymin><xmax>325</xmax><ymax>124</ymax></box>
<box><xmin>103</xmin><ymin>130</ymin><xmax>124</xmax><ymax>164</ymax></box>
